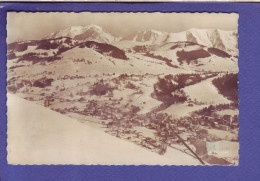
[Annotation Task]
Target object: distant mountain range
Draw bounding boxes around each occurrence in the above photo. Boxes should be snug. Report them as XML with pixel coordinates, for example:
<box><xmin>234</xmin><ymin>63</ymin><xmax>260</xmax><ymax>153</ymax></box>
<box><xmin>7</xmin><ymin>24</ymin><xmax>238</xmax><ymax>73</ymax></box>
<box><xmin>42</xmin><ymin>25</ymin><xmax>238</xmax><ymax>55</ymax></box>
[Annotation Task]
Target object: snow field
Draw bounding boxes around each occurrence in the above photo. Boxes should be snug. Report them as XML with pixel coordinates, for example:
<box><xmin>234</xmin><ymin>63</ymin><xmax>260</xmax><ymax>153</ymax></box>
<box><xmin>7</xmin><ymin>93</ymin><xmax>201</xmax><ymax>165</ymax></box>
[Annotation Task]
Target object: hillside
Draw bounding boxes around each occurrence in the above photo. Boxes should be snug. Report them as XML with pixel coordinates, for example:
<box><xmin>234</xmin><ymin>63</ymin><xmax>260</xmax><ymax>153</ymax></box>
<box><xmin>7</xmin><ymin>38</ymin><xmax>129</xmax><ymax>65</ymax></box>
<box><xmin>7</xmin><ymin>93</ymin><xmax>201</xmax><ymax>165</ymax></box>
<box><xmin>132</xmin><ymin>42</ymin><xmax>238</xmax><ymax>72</ymax></box>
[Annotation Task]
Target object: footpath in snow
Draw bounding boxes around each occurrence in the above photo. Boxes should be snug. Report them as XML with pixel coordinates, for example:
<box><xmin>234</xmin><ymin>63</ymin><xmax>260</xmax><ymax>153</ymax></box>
<box><xmin>7</xmin><ymin>93</ymin><xmax>201</xmax><ymax>165</ymax></box>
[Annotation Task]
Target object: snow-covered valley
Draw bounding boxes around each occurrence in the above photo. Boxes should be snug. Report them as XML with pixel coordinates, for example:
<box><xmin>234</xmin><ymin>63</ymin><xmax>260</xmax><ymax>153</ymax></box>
<box><xmin>6</xmin><ymin>25</ymin><xmax>239</xmax><ymax>165</ymax></box>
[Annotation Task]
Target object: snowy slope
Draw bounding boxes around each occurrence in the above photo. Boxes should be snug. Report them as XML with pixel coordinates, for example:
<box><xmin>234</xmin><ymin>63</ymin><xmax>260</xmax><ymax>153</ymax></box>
<box><xmin>43</xmin><ymin>25</ymin><xmax>118</xmax><ymax>43</ymax></box>
<box><xmin>188</xmin><ymin>55</ymin><xmax>238</xmax><ymax>72</ymax></box>
<box><xmin>56</xmin><ymin>45</ymin><xmax>189</xmax><ymax>75</ymax></box>
<box><xmin>143</xmin><ymin>42</ymin><xmax>238</xmax><ymax>72</ymax></box>
<box><xmin>182</xmin><ymin>77</ymin><xmax>231</xmax><ymax>105</ymax></box>
<box><xmin>7</xmin><ymin>93</ymin><xmax>201</xmax><ymax>165</ymax></box>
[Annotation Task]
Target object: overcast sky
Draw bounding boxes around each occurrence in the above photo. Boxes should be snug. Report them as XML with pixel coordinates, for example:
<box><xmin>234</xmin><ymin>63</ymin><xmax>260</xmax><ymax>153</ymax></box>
<box><xmin>7</xmin><ymin>12</ymin><xmax>238</xmax><ymax>43</ymax></box>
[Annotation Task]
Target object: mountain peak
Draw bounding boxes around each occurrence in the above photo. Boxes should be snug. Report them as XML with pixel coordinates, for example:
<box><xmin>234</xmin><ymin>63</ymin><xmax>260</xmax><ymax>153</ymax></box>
<box><xmin>123</xmin><ymin>29</ymin><xmax>167</xmax><ymax>42</ymax></box>
<box><xmin>82</xmin><ymin>24</ymin><xmax>103</xmax><ymax>31</ymax></box>
<box><xmin>43</xmin><ymin>24</ymin><xmax>116</xmax><ymax>43</ymax></box>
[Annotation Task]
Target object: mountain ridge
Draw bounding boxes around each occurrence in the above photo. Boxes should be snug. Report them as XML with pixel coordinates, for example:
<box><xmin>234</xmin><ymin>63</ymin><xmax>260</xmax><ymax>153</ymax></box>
<box><xmin>41</xmin><ymin>25</ymin><xmax>237</xmax><ymax>55</ymax></box>
<box><xmin>7</xmin><ymin>25</ymin><xmax>238</xmax><ymax>72</ymax></box>
<box><xmin>123</xmin><ymin>28</ymin><xmax>238</xmax><ymax>55</ymax></box>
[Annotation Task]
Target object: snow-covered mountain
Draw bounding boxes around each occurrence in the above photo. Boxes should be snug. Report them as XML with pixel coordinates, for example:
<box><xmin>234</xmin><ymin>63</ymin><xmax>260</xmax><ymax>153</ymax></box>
<box><xmin>6</xmin><ymin>25</ymin><xmax>239</xmax><ymax>74</ymax></box>
<box><xmin>43</xmin><ymin>24</ymin><xmax>118</xmax><ymax>44</ymax></box>
<box><xmin>123</xmin><ymin>28</ymin><xmax>238</xmax><ymax>56</ymax></box>
<box><xmin>122</xmin><ymin>30</ymin><xmax>168</xmax><ymax>44</ymax></box>
<box><xmin>39</xmin><ymin>25</ymin><xmax>239</xmax><ymax>55</ymax></box>
<box><xmin>167</xmin><ymin>29</ymin><xmax>238</xmax><ymax>56</ymax></box>
<box><xmin>7</xmin><ymin>32</ymin><xmax>238</xmax><ymax>73</ymax></box>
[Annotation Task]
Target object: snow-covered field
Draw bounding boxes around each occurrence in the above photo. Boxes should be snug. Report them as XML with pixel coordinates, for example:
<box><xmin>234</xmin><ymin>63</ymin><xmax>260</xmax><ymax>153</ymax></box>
<box><xmin>7</xmin><ymin>93</ymin><xmax>201</xmax><ymax>165</ymax></box>
<box><xmin>183</xmin><ymin>77</ymin><xmax>231</xmax><ymax>105</ymax></box>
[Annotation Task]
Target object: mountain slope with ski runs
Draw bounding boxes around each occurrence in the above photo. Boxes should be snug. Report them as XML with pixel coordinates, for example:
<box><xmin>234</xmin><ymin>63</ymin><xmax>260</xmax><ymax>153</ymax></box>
<box><xmin>7</xmin><ymin>24</ymin><xmax>239</xmax><ymax>165</ymax></box>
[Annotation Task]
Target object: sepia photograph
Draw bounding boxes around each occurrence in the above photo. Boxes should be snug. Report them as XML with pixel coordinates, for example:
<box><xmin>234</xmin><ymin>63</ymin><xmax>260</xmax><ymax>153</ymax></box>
<box><xmin>6</xmin><ymin>12</ymin><xmax>239</xmax><ymax>165</ymax></box>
